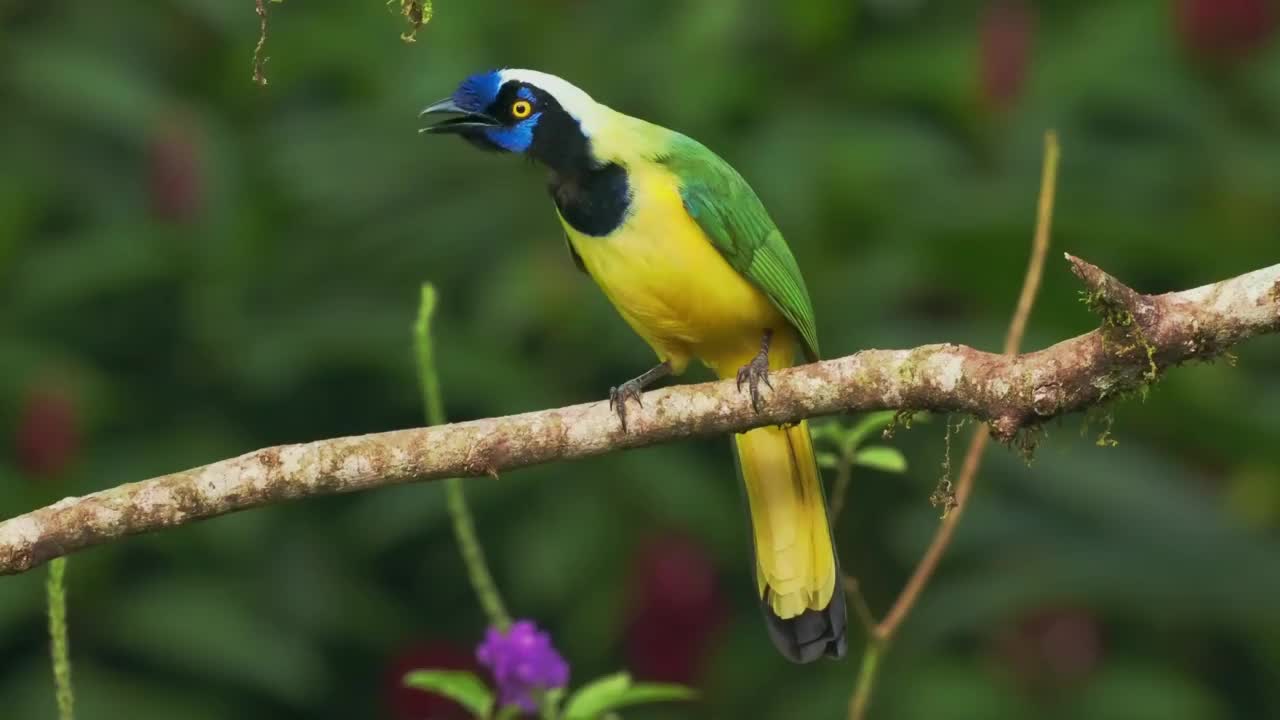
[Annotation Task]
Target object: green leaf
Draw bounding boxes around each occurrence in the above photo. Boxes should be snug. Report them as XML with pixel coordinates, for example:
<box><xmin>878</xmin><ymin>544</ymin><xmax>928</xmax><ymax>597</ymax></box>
<box><xmin>539</xmin><ymin>686</ymin><xmax>566</xmax><ymax>719</ymax></box>
<box><xmin>853</xmin><ymin>446</ymin><xmax>907</xmax><ymax>474</ymax></box>
<box><xmin>808</xmin><ymin>423</ymin><xmax>839</xmax><ymax>443</ymax></box>
<box><xmin>815</xmin><ymin>412</ymin><xmax>905</xmax><ymax>457</ymax></box>
<box><xmin>815</xmin><ymin>451</ymin><xmax>839</xmax><ymax>469</ymax></box>
<box><xmin>845</xmin><ymin>411</ymin><xmax>901</xmax><ymax>450</ymax></box>
<box><xmin>611</xmin><ymin>682</ymin><xmax>698</xmax><ymax>708</ymax></box>
<box><xmin>563</xmin><ymin>672</ymin><xmax>696</xmax><ymax>719</ymax></box>
<box><xmin>403</xmin><ymin>670</ymin><xmax>494</xmax><ymax>717</ymax></box>
<box><xmin>563</xmin><ymin>673</ymin><xmax>631</xmax><ymax>719</ymax></box>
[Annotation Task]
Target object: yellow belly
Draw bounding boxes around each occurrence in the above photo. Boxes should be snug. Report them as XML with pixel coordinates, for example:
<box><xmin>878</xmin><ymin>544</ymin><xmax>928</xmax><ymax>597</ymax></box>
<box><xmin>561</xmin><ymin>162</ymin><xmax>790</xmax><ymax>375</ymax></box>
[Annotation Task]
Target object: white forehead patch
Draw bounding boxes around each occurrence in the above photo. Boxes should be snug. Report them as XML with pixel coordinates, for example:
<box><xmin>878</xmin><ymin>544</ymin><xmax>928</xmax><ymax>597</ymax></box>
<box><xmin>498</xmin><ymin>69</ymin><xmax>604</xmax><ymax>137</ymax></box>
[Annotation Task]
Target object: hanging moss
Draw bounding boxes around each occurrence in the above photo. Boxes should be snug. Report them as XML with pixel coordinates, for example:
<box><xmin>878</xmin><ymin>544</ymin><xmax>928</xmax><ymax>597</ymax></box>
<box><xmin>393</xmin><ymin>0</ymin><xmax>434</xmax><ymax>42</ymax></box>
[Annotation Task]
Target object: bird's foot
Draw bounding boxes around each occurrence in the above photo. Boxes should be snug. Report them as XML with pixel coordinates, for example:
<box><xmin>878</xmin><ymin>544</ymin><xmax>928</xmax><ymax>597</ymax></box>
<box><xmin>609</xmin><ymin>379</ymin><xmax>645</xmax><ymax>432</ymax></box>
<box><xmin>736</xmin><ymin>329</ymin><xmax>774</xmax><ymax>413</ymax></box>
<box><xmin>608</xmin><ymin>361</ymin><xmax>673</xmax><ymax>432</ymax></box>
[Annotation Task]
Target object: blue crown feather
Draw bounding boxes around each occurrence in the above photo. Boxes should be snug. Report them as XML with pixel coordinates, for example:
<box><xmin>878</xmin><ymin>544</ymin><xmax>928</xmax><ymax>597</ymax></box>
<box><xmin>454</xmin><ymin>70</ymin><xmax>502</xmax><ymax>112</ymax></box>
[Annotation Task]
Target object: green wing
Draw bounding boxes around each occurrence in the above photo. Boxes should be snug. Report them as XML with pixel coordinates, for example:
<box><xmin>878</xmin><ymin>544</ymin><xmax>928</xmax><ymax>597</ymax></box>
<box><xmin>658</xmin><ymin>134</ymin><xmax>820</xmax><ymax>361</ymax></box>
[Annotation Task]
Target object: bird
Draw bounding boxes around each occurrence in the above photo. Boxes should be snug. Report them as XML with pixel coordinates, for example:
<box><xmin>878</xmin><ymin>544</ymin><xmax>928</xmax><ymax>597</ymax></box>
<box><xmin>420</xmin><ymin>69</ymin><xmax>847</xmax><ymax>663</ymax></box>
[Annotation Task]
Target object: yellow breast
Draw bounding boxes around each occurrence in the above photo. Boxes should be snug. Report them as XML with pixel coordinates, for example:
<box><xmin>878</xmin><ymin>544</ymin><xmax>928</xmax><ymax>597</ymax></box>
<box><xmin>562</xmin><ymin>161</ymin><xmax>787</xmax><ymax>375</ymax></box>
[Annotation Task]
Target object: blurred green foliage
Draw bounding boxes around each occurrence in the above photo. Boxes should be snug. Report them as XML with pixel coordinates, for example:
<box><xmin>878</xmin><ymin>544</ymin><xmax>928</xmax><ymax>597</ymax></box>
<box><xmin>1</xmin><ymin>0</ymin><xmax>1279</xmax><ymax>718</ymax></box>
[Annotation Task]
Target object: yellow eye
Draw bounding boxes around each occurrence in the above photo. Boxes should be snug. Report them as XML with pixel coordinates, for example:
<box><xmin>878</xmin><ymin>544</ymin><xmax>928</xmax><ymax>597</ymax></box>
<box><xmin>511</xmin><ymin>100</ymin><xmax>533</xmax><ymax>119</ymax></box>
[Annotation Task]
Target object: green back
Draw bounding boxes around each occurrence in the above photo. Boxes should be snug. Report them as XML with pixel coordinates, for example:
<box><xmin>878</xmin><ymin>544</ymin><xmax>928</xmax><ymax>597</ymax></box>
<box><xmin>658</xmin><ymin>133</ymin><xmax>820</xmax><ymax>361</ymax></box>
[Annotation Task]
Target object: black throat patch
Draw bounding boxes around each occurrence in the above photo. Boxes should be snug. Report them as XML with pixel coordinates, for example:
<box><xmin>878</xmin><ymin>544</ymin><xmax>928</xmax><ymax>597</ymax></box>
<box><xmin>549</xmin><ymin>162</ymin><xmax>631</xmax><ymax>237</ymax></box>
<box><xmin>484</xmin><ymin>81</ymin><xmax>633</xmax><ymax>237</ymax></box>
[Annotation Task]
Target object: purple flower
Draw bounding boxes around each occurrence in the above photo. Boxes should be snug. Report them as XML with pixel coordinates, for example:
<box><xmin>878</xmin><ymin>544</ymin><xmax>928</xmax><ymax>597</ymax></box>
<box><xmin>476</xmin><ymin>620</ymin><xmax>570</xmax><ymax>713</ymax></box>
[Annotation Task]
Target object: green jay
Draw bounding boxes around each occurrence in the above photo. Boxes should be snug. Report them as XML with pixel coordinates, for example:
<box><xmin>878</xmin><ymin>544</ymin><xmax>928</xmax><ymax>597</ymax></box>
<box><xmin>421</xmin><ymin>69</ymin><xmax>846</xmax><ymax>663</ymax></box>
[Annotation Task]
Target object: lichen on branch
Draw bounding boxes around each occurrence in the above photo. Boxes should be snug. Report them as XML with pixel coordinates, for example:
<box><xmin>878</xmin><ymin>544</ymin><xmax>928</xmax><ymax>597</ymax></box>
<box><xmin>0</xmin><ymin>256</ymin><xmax>1276</xmax><ymax>576</ymax></box>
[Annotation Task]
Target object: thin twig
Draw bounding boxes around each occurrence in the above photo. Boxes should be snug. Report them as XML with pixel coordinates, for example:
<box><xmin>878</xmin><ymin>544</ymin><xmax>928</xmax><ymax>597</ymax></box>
<box><xmin>843</xmin><ymin>575</ymin><xmax>879</xmax><ymax>633</ymax></box>
<box><xmin>47</xmin><ymin>557</ymin><xmax>73</xmax><ymax>720</ymax></box>
<box><xmin>849</xmin><ymin>641</ymin><xmax>883</xmax><ymax>720</ymax></box>
<box><xmin>875</xmin><ymin>428</ymin><xmax>989</xmax><ymax>640</ymax></box>
<box><xmin>416</xmin><ymin>285</ymin><xmax>511</xmax><ymax>630</ymax></box>
<box><xmin>829</xmin><ymin>410</ymin><xmax>901</xmax><ymax>526</ymax></box>
<box><xmin>882</xmin><ymin>131</ymin><xmax>1059</xmax><ymax>637</ymax></box>
<box><xmin>1003</xmin><ymin>133</ymin><xmax>1058</xmax><ymax>357</ymax></box>
<box><xmin>849</xmin><ymin>131</ymin><xmax>1061</xmax><ymax>719</ymax></box>
<box><xmin>443</xmin><ymin>481</ymin><xmax>511</xmax><ymax>628</ymax></box>
<box><xmin>829</xmin><ymin>449</ymin><xmax>855</xmax><ymax>529</ymax></box>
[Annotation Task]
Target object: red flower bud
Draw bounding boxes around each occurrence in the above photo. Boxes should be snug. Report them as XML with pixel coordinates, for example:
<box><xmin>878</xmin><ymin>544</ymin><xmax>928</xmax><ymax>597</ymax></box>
<box><xmin>625</xmin><ymin>532</ymin><xmax>727</xmax><ymax>684</ymax></box>
<box><xmin>384</xmin><ymin>641</ymin><xmax>477</xmax><ymax>720</ymax></box>
<box><xmin>1176</xmin><ymin>0</ymin><xmax>1276</xmax><ymax>61</ymax></box>
<box><xmin>147</xmin><ymin>117</ymin><xmax>204</xmax><ymax>223</ymax></box>
<box><xmin>15</xmin><ymin>386</ymin><xmax>79</xmax><ymax>480</ymax></box>
<box><xmin>994</xmin><ymin>606</ymin><xmax>1102</xmax><ymax>688</ymax></box>
<box><xmin>980</xmin><ymin>0</ymin><xmax>1036</xmax><ymax>111</ymax></box>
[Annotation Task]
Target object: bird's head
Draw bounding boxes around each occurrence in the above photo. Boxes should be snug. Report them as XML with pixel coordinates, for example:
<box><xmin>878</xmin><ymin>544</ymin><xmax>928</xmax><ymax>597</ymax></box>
<box><xmin>420</xmin><ymin>69</ymin><xmax>602</xmax><ymax>169</ymax></box>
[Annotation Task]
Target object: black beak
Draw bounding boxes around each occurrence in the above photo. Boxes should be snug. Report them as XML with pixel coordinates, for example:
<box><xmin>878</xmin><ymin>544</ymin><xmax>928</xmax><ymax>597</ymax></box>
<box><xmin>418</xmin><ymin>98</ymin><xmax>501</xmax><ymax>135</ymax></box>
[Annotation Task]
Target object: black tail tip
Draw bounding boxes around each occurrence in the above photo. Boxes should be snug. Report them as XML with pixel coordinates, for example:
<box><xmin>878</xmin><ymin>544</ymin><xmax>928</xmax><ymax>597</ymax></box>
<box><xmin>760</xmin><ymin>586</ymin><xmax>849</xmax><ymax>664</ymax></box>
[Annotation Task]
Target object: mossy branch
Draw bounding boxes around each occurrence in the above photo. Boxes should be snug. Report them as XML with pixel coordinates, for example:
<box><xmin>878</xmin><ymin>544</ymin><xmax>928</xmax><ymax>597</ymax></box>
<box><xmin>0</xmin><ymin>257</ymin><xmax>1276</xmax><ymax>575</ymax></box>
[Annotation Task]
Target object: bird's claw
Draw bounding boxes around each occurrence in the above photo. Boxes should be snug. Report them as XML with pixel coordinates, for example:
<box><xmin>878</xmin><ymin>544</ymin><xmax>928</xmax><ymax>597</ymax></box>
<box><xmin>609</xmin><ymin>380</ymin><xmax>644</xmax><ymax>431</ymax></box>
<box><xmin>736</xmin><ymin>351</ymin><xmax>773</xmax><ymax>413</ymax></box>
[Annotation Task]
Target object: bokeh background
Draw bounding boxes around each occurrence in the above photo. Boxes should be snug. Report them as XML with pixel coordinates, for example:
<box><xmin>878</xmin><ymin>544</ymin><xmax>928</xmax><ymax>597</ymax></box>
<box><xmin>2</xmin><ymin>0</ymin><xmax>1279</xmax><ymax>718</ymax></box>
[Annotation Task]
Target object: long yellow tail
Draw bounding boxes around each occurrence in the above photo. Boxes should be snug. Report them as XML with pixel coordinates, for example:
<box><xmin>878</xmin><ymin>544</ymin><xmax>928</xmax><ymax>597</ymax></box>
<box><xmin>733</xmin><ymin>420</ymin><xmax>848</xmax><ymax>662</ymax></box>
